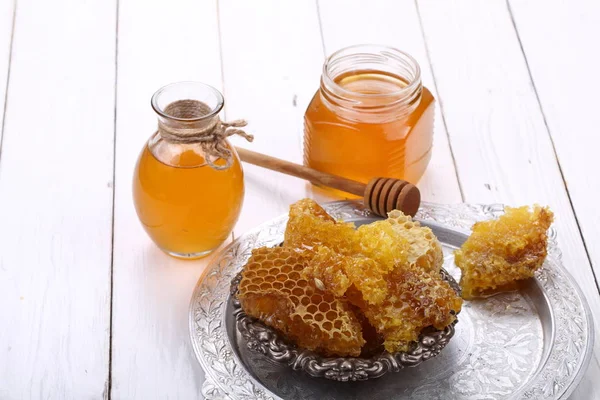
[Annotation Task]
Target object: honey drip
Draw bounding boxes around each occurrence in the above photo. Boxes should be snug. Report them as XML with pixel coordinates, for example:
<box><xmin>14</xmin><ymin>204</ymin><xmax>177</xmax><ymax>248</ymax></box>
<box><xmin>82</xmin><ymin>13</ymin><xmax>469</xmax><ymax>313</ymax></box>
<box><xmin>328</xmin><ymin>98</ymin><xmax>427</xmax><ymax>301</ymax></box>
<box><xmin>304</xmin><ymin>70</ymin><xmax>435</xmax><ymax>192</ymax></box>
<box><xmin>133</xmin><ymin>136</ymin><xmax>244</xmax><ymax>258</ymax></box>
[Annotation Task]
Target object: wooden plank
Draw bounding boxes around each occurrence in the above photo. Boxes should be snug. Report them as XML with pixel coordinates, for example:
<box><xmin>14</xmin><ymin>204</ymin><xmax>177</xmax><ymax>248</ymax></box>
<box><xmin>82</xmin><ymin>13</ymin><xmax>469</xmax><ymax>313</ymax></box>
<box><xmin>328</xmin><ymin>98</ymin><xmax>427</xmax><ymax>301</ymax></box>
<box><xmin>110</xmin><ymin>0</ymin><xmax>223</xmax><ymax>398</ymax></box>
<box><xmin>0</xmin><ymin>0</ymin><xmax>115</xmax><ymax>398</ymax></box>
<box><xmin>0</xmin><ymin>0</ymin><xmax>14</xmax><ymax>146</ymax></box>
<box><xmin>317</xmin><ymin>0</ymin><xmax>462</xmax><ymax>204</ymax></box>
<box><xmin>416</xmin><ymin>0</ymin><xmax>600</xmax><ymax>398</ymax></box>
<box><xmin>219</xmin><ymin>0</ymin><xmax>329</xmax><ymax>236</ymax></box>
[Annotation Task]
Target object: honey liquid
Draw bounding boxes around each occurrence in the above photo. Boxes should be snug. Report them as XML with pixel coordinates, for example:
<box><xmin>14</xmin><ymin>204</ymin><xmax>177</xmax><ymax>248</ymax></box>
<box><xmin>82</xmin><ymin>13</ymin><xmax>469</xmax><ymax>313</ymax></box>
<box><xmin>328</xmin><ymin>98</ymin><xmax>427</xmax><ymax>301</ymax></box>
<box><xmin>133</xmin><ymin>137</ymin><xmax>244</xmax><ymax>258</ymax></box>
<box><xmin>304</xmin><ymin>70</ymin><xmax>435</xmax><ymax>193</ymax></box>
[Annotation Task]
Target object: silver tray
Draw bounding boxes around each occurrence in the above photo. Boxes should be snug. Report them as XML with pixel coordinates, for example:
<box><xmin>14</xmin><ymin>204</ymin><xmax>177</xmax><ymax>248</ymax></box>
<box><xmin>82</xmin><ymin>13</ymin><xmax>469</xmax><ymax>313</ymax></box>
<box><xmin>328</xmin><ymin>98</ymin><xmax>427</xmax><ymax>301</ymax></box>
<box><xmin>189</xmin><ymin>201</ymin><xmax>594</xmax><ymax>400</ymax></box>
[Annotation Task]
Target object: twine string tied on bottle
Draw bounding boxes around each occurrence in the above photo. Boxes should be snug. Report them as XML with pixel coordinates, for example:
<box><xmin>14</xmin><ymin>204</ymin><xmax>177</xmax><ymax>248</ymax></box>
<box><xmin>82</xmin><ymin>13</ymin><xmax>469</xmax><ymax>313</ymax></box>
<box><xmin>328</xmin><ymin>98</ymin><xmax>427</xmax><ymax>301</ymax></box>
<box><xmin>158</xmin><ymin>99</ymin><xmax>253</xmax><ymax>170</ymax></box>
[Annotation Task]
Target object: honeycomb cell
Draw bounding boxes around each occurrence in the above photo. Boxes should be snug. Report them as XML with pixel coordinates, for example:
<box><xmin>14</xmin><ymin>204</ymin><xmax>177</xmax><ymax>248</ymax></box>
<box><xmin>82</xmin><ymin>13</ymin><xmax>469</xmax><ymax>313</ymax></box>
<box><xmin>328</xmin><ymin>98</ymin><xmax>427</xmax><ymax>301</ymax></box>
<box><xmin>238</xmin><ymin>246</ymin><xmax>365</xmax><ymax>357</ymax></box>
<box><xmin>281</xmin><ymin>265</ymin><xmax>292</xmax><ymax>273</ymax></box>
<box><xmin>455</xmin><ymin>205</ymin><xmax>554</xmax><ymax>300</ymax></box>
<box><xmin>289</xmin><ymin>271</ymin><xmax>301</xmax><ymax>281</ymax></box>
<box><xmin>256</xmin><ymin>269</ymin><xmax>268</xmax><ymax>277</ymax></box>
<box><xmin>284</xmin><ymin>281</ymin><xmax>294</xmax><ymax>289</ymax></box>
<box><xmin>245</xmin><ymin>284</ymin><xmax>259</xmax><ymax>292</ymax></box>
<box><xmin>311</xmin><ymin>294</ymin><xmax>323</xmax><ymax>304</ymax></box>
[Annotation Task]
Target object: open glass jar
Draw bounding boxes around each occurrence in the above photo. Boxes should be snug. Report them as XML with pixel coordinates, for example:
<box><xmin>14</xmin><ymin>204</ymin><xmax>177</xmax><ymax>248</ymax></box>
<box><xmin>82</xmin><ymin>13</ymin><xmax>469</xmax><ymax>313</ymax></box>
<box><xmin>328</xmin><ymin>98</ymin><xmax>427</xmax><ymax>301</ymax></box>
<box><xmin>133</xmin><ymin>82</ymin><xmax>246</xmax><ymax>259</ymax></box>
<box><xmin>304</xmin><ymin>45</ymin><xmax>435</xmax><ymax>188</ymax></box>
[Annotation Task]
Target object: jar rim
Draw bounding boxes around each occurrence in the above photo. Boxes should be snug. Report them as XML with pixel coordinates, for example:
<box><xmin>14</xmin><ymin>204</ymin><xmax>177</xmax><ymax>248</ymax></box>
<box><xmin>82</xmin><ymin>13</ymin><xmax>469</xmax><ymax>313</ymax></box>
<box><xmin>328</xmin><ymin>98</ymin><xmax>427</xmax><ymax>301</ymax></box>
<box><xmin>151</xmin><ymin>81</ymin><xmax>224</xmax><ymax>122</ymax></box>
<box><xmin>322</xmin><ymin>44</ymin><xmax>422</xmax><ymax>100</ymax></box>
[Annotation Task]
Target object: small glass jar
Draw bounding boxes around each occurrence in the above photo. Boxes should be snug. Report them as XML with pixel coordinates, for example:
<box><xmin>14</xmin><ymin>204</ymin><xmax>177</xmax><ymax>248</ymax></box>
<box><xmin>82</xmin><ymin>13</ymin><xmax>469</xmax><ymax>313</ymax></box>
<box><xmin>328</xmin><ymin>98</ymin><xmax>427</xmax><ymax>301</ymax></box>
<box><xmin>304</xmin><ymin>44</ymin><xmax>435</xmax><ymax>189</ymax></box>
<box><xmin>133</xmin><ymin>82</ymin><xmax>245</xmax><ymax>259</ymax></box>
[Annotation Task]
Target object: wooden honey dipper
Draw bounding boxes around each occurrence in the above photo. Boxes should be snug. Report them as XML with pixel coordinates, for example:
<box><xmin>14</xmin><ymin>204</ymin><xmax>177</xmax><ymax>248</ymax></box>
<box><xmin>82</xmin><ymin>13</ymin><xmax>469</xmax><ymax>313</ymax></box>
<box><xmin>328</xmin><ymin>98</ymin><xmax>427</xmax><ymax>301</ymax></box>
<box><xmin>235</xmin><ymin>147</ymin><xmax>421</xmax><ymax>217</ymax></box>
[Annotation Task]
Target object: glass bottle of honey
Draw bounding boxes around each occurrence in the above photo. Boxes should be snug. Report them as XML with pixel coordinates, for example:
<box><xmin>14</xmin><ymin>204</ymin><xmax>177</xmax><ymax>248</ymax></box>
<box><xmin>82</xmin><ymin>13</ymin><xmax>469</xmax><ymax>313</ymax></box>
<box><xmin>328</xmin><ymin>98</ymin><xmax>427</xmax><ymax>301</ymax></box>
<box><xmin>304</xmin><ymin>45</ymin><xmax>435</xmax><ymax>190</ymax></box>
<box><xmin>133</xmin><ymin>82</ymin><xmax>251</xmax><ymax>259</ymax></box>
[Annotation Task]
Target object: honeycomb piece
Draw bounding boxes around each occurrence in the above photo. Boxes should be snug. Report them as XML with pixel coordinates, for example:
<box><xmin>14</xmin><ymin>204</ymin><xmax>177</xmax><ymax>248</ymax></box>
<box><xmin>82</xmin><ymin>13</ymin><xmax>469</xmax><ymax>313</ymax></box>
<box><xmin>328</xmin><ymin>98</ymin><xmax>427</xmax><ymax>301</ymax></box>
<box><xmin>355</xmin><ymin>220</ymin><xmax>411</xmax><ymax>268</ymax></box>
<box><xmin>300</xmin><ymin>246</ymin><xmax>352</xmax><ymax>297</ymax></box>
<box><xmin>387</xmin><ymin>210</ymin><xmax>444</xmax><ymax>273</ymax></box>
<box><xmin>284</xmin><ymin>199</ymin><xmax>358</xmax><ymax>253</ymax></box>
<box><xmin>238</xmin><ymin>246</ymin><xmax>365</xmax><ymax>357</ymax></box>
<box><xmin>302</xmin><ymin>246</ymin><xmax>390</xmax><ymax>305</ymax></box>
<box><xmin>288</xmin><ymin>200</ymin><xmax>413</xmax><ymax>305</ymax></box>
<box><xmin>347</xmin><ymin>268</ymin><xmax>463</xmax><ymax>353</ymax></box>
<box><xmin>455</xmin><ymin>205</ymin><xmax>554</xmax><ymax>300</ymax></box>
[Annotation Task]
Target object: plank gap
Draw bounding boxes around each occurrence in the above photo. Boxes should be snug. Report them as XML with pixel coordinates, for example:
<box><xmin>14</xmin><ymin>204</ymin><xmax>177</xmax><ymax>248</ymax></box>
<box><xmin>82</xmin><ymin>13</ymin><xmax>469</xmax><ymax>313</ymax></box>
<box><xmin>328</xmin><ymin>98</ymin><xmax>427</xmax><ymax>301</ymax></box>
<box><xmin>216</xmin><ymin>0</ymin><xmax>227</xmax><ymax>120</ymax></box>
<box><xmin>106</xmin><ymin>0</ymin><xmax>121</xmax><ymax>398</ymax></box>
<box><xmin>315</xmin><ymin>0</ymin><xmax>327</xmax><ymax>57</ymax></box>
<box><xmin>0</xmin><ymin>0</ymin><xmax>17</xmax><ymax>167</ymax></box>
<box><xmin>413</xmin><ymin>0</ymin><xmax>465</xmax><ymax>203</ymax></box>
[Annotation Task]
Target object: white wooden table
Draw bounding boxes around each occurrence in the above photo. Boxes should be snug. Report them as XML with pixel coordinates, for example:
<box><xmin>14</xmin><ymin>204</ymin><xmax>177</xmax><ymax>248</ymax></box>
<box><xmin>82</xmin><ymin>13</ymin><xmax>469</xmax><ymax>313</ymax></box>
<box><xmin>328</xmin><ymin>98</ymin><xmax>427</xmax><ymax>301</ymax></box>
<box><xmin>1</xmin><ymin>0</ymin><xmax>599</xmax><ymax>398</ymax></box>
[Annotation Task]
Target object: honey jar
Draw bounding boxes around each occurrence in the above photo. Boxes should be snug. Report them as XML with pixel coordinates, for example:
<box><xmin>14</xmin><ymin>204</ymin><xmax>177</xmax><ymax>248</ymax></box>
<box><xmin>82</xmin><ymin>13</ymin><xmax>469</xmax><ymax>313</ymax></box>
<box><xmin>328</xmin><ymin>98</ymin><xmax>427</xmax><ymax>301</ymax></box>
<box><xmin>133</xmin><ymin>82</ymin><xmax>252</xmax><ymax>259</ymax></box>
<box><xmin>304</xmin><ymin>45</ymin><xmax>435</xmax><ymax>189</ymax></box>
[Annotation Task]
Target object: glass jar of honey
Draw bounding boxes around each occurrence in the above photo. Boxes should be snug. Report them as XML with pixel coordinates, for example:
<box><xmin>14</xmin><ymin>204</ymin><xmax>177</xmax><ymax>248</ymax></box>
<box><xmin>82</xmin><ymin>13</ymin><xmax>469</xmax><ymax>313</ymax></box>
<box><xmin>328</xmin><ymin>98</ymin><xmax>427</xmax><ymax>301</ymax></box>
<box><xmin>304</xmin><ymin>45</ymin><xmax>435</xmax><ymax>189</ymax></box>
<box><xmin>133</xmin><ymin>82</ymin><xmax>250</xmax><ymax>259</ymax></box>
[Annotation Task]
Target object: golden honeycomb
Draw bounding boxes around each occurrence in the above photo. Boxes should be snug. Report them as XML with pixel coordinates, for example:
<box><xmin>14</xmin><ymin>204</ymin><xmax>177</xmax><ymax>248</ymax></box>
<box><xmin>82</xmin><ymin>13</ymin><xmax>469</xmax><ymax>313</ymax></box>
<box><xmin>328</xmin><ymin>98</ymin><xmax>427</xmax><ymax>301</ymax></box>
<box><xmin>239</xmin><ymin>198</ymin><xmax>463</xmax><ymax>357</ymax></box>
<box><xmin>347</xmin><ymin>267</ymin><xmax>463</xmax><ymax>353</ymax></box>
<box><xmin>302</xmin><ymin>246</ymin><xmax>391</xmax><ymax>305</ymax></box>
<box><xmin>284</xmin><ymin>198</ymin><xmax>357</xmax><ymax>253</ymax></box>
<box><xmin>238</xmin><ymin>246</ymin><xmax>365</xmax><ymax>357</ymax></box>
<box><xmin>355</xmin><ymin>220</ymin><xmax>412</xmax><ymax>269</ymax></box>
<box><xmin>287</xmin><ymin>200</ymin><xmax>412</xmax><ymax>305</ymax></box>
<box><xmin>387</xmin><ymin>210</ymin><xmax>444</xmax><ymax>273</ymax></box>
<box><xmin>455</xmin><ymin>205</ymin><xmax>554</xmax><ymax>300</ymax></box>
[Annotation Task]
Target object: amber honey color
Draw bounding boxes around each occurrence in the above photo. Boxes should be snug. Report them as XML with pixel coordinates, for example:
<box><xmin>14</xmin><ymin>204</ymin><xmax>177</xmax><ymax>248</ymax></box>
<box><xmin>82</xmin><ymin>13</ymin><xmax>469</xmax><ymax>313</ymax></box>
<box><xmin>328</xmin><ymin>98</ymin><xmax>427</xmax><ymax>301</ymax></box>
<box><xmin>304</xmin><ymin>70</ymin><xmax>435</xmax><ymax>188</ymax></box>
<box><xmin>133</xmin><ymin>136</ymin><xmax>244</xmax><ymax>258</ymax></box>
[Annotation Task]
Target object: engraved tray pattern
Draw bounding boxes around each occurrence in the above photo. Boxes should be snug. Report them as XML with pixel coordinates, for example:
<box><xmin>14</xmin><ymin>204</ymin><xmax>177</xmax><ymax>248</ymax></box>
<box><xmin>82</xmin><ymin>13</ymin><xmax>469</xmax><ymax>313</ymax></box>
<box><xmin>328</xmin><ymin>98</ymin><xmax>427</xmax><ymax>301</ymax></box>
<box><xmin>189</xmin><ymin>201</ymin><xmax>594</xmax><ymax>400</ymax></box>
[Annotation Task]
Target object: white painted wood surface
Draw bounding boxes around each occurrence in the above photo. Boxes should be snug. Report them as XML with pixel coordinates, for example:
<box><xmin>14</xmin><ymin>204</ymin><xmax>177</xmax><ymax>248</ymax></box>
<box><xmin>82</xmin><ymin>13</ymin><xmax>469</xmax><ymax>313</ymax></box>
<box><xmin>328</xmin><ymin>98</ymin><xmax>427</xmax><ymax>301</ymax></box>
<box><xmin>0</xmin><ymin>0</ymin><xmax>598</xmax><ymax>399</ymax></box>
<box><xmin>0</xmin><ymin>0</ymin><xmax>115</xmax><ymax>398</ymax></box>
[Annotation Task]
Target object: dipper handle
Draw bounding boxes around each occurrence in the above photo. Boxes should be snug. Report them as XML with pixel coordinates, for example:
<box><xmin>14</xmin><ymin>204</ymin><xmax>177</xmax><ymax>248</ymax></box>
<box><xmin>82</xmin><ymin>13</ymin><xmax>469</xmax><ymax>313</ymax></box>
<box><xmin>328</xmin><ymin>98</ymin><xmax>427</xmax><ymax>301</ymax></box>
<box><xmin>235</xmin><ymin>147</ymin><xmax>420</xmax><ymax>217</ymax></box>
